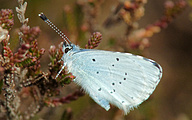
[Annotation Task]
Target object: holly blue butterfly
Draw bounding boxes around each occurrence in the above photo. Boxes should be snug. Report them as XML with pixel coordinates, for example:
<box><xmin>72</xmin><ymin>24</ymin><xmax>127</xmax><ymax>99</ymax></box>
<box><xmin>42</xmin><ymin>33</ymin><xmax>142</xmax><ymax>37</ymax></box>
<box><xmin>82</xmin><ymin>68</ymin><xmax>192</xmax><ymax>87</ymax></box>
<box><xmin>39</xmin><ymin>13</ymin><xmax>162</xmax><ymax>114</ymax></box>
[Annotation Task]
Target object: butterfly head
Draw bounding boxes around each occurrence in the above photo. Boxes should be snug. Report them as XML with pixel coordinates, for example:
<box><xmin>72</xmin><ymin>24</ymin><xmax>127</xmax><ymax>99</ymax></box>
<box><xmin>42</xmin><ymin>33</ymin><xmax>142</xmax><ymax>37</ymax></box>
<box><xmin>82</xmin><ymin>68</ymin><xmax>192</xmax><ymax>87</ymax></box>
<box><xmin>62</xmin><ymin>41</ymin><xmax>73</xmax><ymax>54</ymax></box>
<box><xmin>62</xmin><ymin>42</ymin><xmax>80</xmax><ymax>55</ymax></box>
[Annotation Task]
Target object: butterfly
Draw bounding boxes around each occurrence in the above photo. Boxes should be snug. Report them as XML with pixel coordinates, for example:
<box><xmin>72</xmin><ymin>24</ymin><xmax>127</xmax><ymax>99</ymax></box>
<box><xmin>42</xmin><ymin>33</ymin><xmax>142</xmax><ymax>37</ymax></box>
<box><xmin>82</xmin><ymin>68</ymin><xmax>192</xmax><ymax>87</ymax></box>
<box><xmin>39</xmin><ymin>13</ymin><xmax>162</xmax><ymax>114</ymax></box>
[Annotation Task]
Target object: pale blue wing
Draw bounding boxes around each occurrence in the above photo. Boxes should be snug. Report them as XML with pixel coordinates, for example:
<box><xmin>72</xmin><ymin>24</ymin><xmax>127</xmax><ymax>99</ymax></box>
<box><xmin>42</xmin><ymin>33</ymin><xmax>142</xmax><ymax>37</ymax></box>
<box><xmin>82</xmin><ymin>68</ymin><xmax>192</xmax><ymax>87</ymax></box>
<box><xmin>65</xmin><ymin>49</ymin><xmax>162</xmax><ymax>114</ymax></box>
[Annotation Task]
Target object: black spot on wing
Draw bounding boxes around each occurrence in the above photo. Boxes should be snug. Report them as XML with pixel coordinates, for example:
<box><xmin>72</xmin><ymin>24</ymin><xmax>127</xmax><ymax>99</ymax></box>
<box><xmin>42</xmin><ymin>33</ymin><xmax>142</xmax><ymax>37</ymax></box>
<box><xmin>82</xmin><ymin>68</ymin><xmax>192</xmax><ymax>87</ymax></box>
<box><xmin>131</xmin><ymin>97</ymin><xmax>133</xmax><ymax>99</ymax></box>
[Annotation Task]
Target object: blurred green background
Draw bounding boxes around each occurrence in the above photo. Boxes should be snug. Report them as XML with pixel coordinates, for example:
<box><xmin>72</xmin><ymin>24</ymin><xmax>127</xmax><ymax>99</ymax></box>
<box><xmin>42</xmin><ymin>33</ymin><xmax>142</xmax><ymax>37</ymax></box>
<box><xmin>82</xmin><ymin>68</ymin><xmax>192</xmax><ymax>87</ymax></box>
<box><xmin>1</xmin><ymin>0</ymin><xmax>192</xmax><ymax>120</ymax></box>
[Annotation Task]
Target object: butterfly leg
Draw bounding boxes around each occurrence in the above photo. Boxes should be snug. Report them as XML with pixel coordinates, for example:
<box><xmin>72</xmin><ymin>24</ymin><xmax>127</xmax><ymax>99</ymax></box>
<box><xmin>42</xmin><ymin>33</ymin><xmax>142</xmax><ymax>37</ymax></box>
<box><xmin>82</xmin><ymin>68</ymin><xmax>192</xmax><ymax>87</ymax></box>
<box><xmin>55</xmin><ymin>62</ymin><xmax>66</xmax><ymax>79</ymax></box>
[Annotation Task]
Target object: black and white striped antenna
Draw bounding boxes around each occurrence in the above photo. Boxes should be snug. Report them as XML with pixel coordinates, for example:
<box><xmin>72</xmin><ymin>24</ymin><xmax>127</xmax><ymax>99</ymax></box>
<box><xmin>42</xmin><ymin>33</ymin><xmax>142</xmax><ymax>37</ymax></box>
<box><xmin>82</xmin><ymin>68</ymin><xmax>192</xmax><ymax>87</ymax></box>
<box><xmin>39</xmin><ymin>13</ymin><xmax>72</xmax><ymax>45</ymax></box>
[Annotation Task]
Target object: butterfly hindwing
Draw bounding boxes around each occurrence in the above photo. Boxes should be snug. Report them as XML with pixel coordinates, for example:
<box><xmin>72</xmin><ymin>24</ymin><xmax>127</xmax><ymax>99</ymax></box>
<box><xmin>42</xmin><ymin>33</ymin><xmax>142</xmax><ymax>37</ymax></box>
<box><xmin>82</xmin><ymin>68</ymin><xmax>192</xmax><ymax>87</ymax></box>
<box><xmin>65</xmin><ymin>49</ymin><xmax>162</xmax><ymax>114</ymax></box>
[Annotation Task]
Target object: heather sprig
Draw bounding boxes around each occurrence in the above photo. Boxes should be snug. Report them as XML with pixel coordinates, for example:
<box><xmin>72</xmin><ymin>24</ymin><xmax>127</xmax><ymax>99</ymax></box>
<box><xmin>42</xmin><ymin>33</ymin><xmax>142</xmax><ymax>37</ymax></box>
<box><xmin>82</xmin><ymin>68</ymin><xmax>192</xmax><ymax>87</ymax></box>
<box><xmin>103</xmin><ymin>0</ymin><xmax>147</xmax><ymax>28</ymax></box>
<box><xmin>85</xmin><ymin>32</ymin><xmax>102</xmax><ymax>49</ymax></box>
<box><xmin>103</xmin><ymin>0</ymin><xmax>186</xmax><ymax>51</ymax></box>
<box><xmin>45</xmin><ymin>90</ymin><xmax>85</xmax><ymax>107</ymax></box>
<box><xmin>19</xmin><ymin>25</ymin><xmax>41</xmax><ymax>43</ymax></box>
<box><xmin>127</xmin><ymin>0</ymin><xmax>186</xmax><ymax>50</ymax></box>
<box><xmin>16</xmin><ymin>0</ymin><xmax>28</xmax><ymax>25</ymax></box>
<box><xmin>0</xmin><ymin>9</ymin><xmax>14</xmax><ymax>30</ymax></box>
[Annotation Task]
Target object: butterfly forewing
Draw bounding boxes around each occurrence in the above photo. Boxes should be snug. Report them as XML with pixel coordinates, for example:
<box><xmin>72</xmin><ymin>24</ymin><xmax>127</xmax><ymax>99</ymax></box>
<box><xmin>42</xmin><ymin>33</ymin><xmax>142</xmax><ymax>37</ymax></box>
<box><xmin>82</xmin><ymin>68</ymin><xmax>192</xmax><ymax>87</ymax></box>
<box><xmin>64</xmin><ymin>49</ymin><xmax>162</xmax><ymax>114</ymax></box>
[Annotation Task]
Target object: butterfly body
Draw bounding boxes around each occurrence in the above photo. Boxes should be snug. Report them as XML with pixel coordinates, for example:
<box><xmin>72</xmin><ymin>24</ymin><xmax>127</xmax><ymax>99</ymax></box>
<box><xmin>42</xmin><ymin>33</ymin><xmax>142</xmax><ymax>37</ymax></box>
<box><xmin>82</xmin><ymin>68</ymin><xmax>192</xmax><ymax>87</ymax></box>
<box><xmin>61</xmin><ymin>44</ymin><xmax>162</xmax><ymax>114</ymax></box>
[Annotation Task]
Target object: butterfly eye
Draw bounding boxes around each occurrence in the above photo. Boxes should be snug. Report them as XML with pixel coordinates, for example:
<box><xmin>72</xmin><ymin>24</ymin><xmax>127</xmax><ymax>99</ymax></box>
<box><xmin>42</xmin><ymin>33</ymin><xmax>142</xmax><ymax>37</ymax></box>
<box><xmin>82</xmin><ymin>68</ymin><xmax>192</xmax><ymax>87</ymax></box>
<box><xmin>65</xmin><ymin>48</ymin><xmax>70</xmax><ymax>53</ymax></box>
